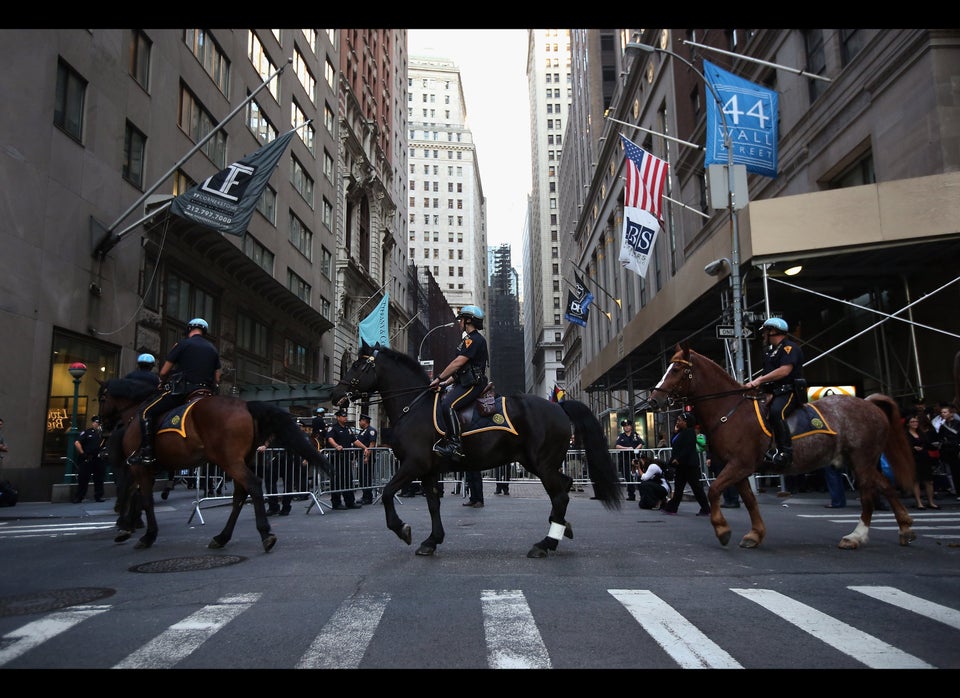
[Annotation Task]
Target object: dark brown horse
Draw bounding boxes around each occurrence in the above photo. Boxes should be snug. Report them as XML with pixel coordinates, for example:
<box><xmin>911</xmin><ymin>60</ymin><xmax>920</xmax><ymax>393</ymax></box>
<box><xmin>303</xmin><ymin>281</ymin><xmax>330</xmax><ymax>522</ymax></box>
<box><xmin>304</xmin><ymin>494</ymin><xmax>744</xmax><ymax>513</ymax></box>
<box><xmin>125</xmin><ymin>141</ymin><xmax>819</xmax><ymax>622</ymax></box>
<box><xmin>647</xmin><ymin>345</ymin><xmax>917</xmax><ymax>550</ymax></box>
<box><xmin>330</xmin><ymin>343</ymin><xmax>621</xmax><ymax>558</ymax></box>
<box><xmin>98</xmin><ymin>378</ymin><xmax>332</xmax><ymax>552</ymax></box>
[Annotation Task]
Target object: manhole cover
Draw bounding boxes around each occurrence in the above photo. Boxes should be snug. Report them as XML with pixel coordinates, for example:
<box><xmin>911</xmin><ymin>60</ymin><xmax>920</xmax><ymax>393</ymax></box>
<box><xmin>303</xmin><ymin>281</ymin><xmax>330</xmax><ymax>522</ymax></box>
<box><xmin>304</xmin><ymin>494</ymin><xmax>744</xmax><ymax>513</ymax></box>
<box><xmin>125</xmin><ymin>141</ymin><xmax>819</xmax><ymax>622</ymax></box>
<box><xmin>0</xmin><ymin>588</ymin><xmax>115</xmax><ymax>617</ymax></box>
<box><xmin>130</xmin><ymin>555</ymin><xmax>245</xmax><ymax>573</ymax></box>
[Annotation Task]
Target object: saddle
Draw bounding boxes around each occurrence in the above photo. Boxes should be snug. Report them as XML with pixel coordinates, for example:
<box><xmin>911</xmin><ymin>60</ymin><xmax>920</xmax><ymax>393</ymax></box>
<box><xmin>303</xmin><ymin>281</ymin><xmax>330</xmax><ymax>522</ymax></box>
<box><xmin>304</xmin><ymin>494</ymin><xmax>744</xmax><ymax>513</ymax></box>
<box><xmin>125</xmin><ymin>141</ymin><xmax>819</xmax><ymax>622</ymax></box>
<box><xmin>156</xmin><ymin>394</ymin><xmax>211</xmax><ymax>438</ymax></box>
<box><xmin>754</xmin><ymin>398</ymin><xmax>837</xmax><ymax>442</ymax></box>
<box><xmin>431</xmin><ymin>383</ymin><xmax>519</xmax><ymax>437</ymax></box>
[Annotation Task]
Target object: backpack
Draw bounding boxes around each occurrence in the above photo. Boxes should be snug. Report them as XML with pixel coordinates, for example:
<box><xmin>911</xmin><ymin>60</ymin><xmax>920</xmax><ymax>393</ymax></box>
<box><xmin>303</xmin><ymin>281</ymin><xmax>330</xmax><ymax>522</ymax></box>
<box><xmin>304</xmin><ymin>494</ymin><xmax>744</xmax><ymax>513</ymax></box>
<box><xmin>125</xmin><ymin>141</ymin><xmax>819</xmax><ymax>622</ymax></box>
<box><xmin>0</xmin><ymin>480</ymin><xmax>18</xmax><ymax>507</ymax></box>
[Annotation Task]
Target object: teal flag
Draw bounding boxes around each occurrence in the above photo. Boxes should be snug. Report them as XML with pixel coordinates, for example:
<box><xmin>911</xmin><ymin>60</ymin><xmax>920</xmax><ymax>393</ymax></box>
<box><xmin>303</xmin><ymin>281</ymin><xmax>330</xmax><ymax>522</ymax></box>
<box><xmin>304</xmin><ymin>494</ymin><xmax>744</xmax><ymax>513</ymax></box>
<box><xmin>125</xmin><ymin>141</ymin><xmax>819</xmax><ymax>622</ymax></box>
<box><xmin>359</xmin><ymin>292</ymin><xmax>390</xmax><ymax>349</ymax></box>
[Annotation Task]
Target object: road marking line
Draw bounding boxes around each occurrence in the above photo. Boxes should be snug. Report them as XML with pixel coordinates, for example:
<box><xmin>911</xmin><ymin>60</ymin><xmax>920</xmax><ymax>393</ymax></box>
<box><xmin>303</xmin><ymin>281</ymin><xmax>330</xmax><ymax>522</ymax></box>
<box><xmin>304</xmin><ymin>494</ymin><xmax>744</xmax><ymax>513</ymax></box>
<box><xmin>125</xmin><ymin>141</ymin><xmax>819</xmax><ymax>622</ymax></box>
<box><xmin>482</xmin><ymin>589</ymin><xmax>551</xmax><ymax>668</ymax></box>
<box><xmin>849</xmin><ymin>585</ymin><xmax>960</xmax><ymax>630</ymax></box>
<box><xmin>0</xmin><ymin>605</ymin><xmax>111</xmax><ymax>666</ymax></box>
<box><xmin>296</xmin><ymin>593</ymin><xmax>390</xmax><ymax>669</ymax></box>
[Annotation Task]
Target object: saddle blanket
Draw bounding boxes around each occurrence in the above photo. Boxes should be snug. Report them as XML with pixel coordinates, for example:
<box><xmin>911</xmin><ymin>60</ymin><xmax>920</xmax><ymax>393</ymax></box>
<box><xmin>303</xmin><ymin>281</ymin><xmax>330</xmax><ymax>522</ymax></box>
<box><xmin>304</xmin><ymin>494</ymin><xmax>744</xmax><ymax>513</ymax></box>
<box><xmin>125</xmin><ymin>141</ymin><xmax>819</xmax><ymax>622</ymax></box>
<box><xmin>156</xmin><ymin>398</ymin><xmax>205</xmax><ymax>438</ymax></box>
<box><xmin>753</xmin><ymin>400</ymin><xmax>837</xmax><ymax>440</ymax></box>
<box><xmin>433</xmin><ymin>394</ymin><xmax>519</xmax><ymax>437</ymax></box>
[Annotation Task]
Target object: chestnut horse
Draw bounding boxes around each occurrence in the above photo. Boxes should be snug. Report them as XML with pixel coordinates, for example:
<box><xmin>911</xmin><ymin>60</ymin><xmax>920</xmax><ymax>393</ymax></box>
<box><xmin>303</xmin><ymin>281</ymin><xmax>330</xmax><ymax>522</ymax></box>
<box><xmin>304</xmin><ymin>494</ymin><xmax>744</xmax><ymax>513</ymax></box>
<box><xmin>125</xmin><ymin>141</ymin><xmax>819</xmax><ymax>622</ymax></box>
<box><xmin>647</xmin><ymin>345</ymin><xmax>916</xmax><ymax>550</ymax></box>
<box><xmin>98</xmin><ymin>378</ymin><xmax>332</xmax><ymax>552</ymax></box>
<box><xmin>330</xmin><ymin>343</ymin><xmax>622</xmax><ymax>558</ymax></box>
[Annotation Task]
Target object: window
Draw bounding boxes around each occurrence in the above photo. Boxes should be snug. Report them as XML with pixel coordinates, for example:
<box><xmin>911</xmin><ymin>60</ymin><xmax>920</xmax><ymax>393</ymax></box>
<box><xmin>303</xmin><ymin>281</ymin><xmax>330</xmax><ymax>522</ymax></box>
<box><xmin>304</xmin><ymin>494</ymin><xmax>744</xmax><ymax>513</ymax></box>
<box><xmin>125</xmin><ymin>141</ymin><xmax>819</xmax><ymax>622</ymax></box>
<box><xmin>322</xmin><ymin>197</ymin><xmax>333</xmax><ymax>229</ymax></box>
<box><xmin>237</xmin><ymin>313</ymin><xmax>268</xmax><ymax>355</ymax></box>
<box><xmin>256</xmin><ymin>184</ymin><xmax>277</xmax><ymax>225</ymax></box>
<box><xmin>324</xmin><ymin>58</ymin><xmax>336</xmax><ymax>89</ymax></box>
<box><xmin>291</xmin><ymin>101</ymin><xmax>314</xmax><ymax>152</ymax></box>
<box><xmin>129</xmin><ymin>30</ymin><xmax>151</xmax><ymax>90</ymax></box>
<box><xmin>247</xmin><ymin>31</ymin><xmax>279</xmax><ymax>102</ymax></box>
<box><xmin>840</xmin><ymin>29</ymin><xmax>865</xmax><ymax>66</ymax></box>
<box><xmin>243</xmin><ymin>234</ymin><xmax>274</xmax><ymax>273</ymax></box>
<box><xmin>287</xmin><ymin>269</ymin><xmax>311</xmax><ymax>303</ymax></box>
<box><xmin>247</xmin><ymin>99</ymin><xmax>276</xmax><ymax>144</ymax></box>
<box><xmin>323</xmin><ymin>102</ymin><xmax>335</xmax><ymax>133</ymax></box>
<box><xmin>185</xmin><ymin>29</ymin><xmax>230</xmax><ymax>94</ymax></box>
<box><xmin>323</xmin><ymin>149</ymin><xmax>334</xmax><ymax>183</ymax></box>
<box><xmin>301</xmin><ymin>29</ymin><xmax>318</xmax><ymax>53</ymax></box>
<box><xmin>290</xmin><ymin>156</ymin><xmax>314</xmax><ymax>207</ymax></box>
<box><xmin>804</xmin><ymin>30</ymin><xmax>827</xmax><ymax>103</ymax></box>
<box><xmin>292</xmin><ymin>47</ymin><xmax>317</xmax><ymax>103</ymax></box>
<box><xmin>122</xmin><ymin>121</ymin><xmax>146</xmax><ymax>188</ymax></box>
<box><xmin>320</xmin><ymin>246</ymin><xmax>332</xmax><ymax>278</ymax></box>
<box><xmin>179</xmin><ymin>85</ymin><xmax>227</xmax><ymax>167</ymax></box>
<box><xmin>289</xmin><ymin>211</ymin><xmax>313</xmax><ymax>260</ymax></box>
<box><xmin>54</xmin><ymin>58</ymin><xmax>86</xmax><ymax>140</ymax></box>
<box><xmin>284</xmin><ymin>338</ymin><xmax>308</xmax><ymax>374</ymax></box>
<box><xmin>166</xmin><ymin>272</ymin><xmax>215</xmax><ymax>326</ymax></box>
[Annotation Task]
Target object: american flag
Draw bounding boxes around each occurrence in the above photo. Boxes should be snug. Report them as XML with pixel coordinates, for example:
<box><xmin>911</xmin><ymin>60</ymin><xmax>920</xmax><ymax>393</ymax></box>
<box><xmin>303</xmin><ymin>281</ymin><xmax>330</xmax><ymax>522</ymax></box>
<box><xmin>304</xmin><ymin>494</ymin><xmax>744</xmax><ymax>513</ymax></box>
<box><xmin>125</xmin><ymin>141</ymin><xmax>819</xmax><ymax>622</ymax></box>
<box><xmin>620</xmin><ymin>135</ymin><xmax>669</xmax><ymax>222</ymax></box>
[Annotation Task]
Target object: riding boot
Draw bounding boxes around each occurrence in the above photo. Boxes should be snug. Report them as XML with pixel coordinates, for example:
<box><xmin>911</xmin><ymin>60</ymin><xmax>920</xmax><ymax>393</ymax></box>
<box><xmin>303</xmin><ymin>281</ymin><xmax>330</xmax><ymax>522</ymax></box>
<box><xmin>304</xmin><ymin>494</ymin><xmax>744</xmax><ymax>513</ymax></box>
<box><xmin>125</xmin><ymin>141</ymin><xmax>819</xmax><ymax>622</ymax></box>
<box><xmin>770</xmin><ymin>418</ymin><xmax>793</xmax><ymax>467</ymax></box>
<box><xmin>433</xmin><ymin>409</ymin><xmax>465</xmax><ymax>461</ymax></box>
<box><xmin>129</xmin><ymin>418</ymin><xmax>155</xmax><ymax>466</ymax></box>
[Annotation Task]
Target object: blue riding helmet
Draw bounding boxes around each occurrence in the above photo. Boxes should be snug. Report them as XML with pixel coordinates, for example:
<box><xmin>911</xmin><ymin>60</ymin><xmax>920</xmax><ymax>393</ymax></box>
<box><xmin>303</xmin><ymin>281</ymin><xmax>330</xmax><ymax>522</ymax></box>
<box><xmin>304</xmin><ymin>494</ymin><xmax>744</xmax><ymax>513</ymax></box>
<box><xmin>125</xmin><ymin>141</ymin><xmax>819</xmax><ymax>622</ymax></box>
<box><xmin>457</xmin><ymin>305</ymin><xmax>485</xmax><ymax>329</ymax></box>
<box><xmin>187</xmin><ymin>318</ymin><xmax>209</xmax><ymax>333</ymax></box>
<box><xmin>137</xmin><ymin>353</ymin><xmax>156</xmax><ymax>365</ymax></box>
<box><xmin>761</xmin><ymin>317</ymin><xmax>788</xmax><ymax>334</ymax></box>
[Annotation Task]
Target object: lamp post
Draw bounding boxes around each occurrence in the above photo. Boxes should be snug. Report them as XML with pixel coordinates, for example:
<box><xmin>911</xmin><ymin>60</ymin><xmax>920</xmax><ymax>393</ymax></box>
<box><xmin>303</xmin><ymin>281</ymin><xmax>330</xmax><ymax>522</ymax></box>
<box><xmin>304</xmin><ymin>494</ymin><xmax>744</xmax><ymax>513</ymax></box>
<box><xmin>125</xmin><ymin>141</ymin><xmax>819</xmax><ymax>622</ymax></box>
<box><xmin>418</xmin><ymin>322</ymin><xmax>456</xmax><ymax>363</ymax></box>
<box><xmin>65</xmin><ymin>361</ymin><xmax>87</xmax><ymax>484</ymax></box>
<box><xmin>627</xmin><ymin>41</ymin><xmax>747</xmax><ymax>382</ymax></box>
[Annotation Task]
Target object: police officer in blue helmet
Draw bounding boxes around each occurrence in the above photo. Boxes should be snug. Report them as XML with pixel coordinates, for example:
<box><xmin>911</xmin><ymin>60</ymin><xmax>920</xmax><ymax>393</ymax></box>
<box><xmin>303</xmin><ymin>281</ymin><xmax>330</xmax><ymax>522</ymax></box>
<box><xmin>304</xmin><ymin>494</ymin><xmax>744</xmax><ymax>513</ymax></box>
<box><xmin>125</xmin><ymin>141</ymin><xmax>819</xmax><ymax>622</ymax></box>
<box><xmin>429</xmin><ymin>305</ymin><xmax>489</xmax><ymax>461</ymax></box>
<box><xmin>745</xmin><ymin>317</ymin><xmax>804</xmax><ymax>466</ymax></box>
<box><xmin>124</xmin><ymin>353</ymin><xmax>161</xmax><ymax>392</ymax></box>
<box><xmin>129</xmin><ymin>318</ymin><xmax>221</xmax><ymax>466</ymax></box>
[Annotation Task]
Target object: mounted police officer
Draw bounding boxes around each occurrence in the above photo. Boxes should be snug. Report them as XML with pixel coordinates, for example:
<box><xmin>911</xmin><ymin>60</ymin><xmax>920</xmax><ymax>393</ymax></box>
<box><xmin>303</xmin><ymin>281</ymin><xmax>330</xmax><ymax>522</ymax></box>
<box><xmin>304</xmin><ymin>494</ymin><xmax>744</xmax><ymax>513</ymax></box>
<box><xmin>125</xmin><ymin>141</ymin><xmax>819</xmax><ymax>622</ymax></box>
<box><xmin>745</xmin><ymin>317</ymin><xmax>805</xmax><ymax>467</ymax></box>
<box><xmin>124</xmin><ymin>353</ymin><xmax>161</xmax><ymax>392</ymax></box>
<box><xmin>129</xmin><ymin>318</ymin><xmax>222</xmax><ymax>466</ymax></box>
<box><xmin>429</xmin><ymin>305</ymin><xmax>489</xmax><ymax>462</ymax></box>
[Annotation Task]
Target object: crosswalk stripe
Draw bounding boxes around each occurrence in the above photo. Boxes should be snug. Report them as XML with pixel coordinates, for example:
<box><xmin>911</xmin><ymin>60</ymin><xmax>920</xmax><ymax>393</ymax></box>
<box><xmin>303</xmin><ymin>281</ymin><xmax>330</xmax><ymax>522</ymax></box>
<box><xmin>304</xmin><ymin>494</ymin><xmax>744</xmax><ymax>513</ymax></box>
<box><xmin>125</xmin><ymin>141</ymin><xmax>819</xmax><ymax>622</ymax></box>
<box><xmin>481</xmin><ymin>589</ymin><xmax>551</xmax><ymax>669</ymax></box>
<box><xmin>0</xmin><ymin>604</ymin><xmax>111</xmax><ymax>666</ymax></box>
<box><xmin>113</xmin><ymin>593</ymin><xmax>261</xmax><ymax>669</ymax></box>
<box><xmin>849</xmin><ymin>585</ymin><xmax>960</xmax><ymax>630</ymax></box>
<box><xmin>608</xmin><ymin>589</ymin><xmax>742</xmax><ymax>668</ymax></box>
<box><xmin>731</xmin><ymin>588</ymin><xmax>934</xmax><ymax>669</ymax></box>
<box><xmin>296</xmin><ymin>593</ymin><xmax>390</xmax><ymax>669</ymax></box>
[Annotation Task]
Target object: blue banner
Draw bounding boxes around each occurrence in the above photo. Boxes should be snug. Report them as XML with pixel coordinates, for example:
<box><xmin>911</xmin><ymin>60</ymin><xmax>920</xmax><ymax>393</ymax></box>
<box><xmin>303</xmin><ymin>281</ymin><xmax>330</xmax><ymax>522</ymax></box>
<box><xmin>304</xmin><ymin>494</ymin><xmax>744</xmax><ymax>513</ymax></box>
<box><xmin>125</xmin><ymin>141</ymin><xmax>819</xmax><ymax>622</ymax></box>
<box><xmin>703</xmin><ymin>60</ymin><xmax>779</xmax><ymax>178</ymax></box>
<box><xmin>358</xmin><ymin>292</ymin><xmax>390</xmax><ymax>349</ymax></box>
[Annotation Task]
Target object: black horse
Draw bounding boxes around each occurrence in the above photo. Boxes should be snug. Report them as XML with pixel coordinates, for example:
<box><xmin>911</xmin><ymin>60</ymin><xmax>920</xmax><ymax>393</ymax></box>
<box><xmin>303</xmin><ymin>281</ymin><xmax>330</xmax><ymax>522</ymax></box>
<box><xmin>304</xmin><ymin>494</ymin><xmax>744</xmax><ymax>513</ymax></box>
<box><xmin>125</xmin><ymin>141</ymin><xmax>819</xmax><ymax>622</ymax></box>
<box><xmin>330</xmin><ymin>342</ymin><xmax>621</xmax><ymax>558</ymax></box>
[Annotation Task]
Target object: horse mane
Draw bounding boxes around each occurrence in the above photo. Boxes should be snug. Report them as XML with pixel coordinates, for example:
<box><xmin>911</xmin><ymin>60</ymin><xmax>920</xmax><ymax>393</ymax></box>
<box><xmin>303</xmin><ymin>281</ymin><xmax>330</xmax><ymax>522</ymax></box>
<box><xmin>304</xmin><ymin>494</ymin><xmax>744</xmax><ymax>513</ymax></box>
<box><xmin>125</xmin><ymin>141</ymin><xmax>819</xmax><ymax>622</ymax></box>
<box><xmin>375</xmin><ymin>346</ymin><xmax>430</xmax><ymax>382</ymax></box>
<box><xmin>677</xmin><ymin>346</ymin><xmax>739</xmax><ymax>389</ymax></box>
<box><xmin>106</xmin><ymin>377</ymin><xmax>157</xmax><ymax>403</ymax></box>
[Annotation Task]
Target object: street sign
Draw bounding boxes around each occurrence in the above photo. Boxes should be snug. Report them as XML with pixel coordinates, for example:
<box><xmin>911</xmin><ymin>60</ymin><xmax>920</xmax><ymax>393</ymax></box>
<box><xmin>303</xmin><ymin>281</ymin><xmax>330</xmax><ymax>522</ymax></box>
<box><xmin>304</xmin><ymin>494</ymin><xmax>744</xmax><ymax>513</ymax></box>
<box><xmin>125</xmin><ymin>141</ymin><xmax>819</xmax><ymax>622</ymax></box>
<box><xmin>715</xmin><ymin>325</ymin><xmax>754</xmax><ymax>339</ymax></box>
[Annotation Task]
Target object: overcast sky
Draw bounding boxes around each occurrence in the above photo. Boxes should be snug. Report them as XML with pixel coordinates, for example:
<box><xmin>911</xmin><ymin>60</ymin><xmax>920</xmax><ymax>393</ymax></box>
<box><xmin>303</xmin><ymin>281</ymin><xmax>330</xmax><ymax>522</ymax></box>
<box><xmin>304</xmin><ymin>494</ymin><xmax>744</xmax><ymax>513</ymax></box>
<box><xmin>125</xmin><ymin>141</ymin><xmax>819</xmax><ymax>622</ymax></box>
<box><xmin>407</xmin><ymin>29</ymin><xmax>531</xmax><ymax>252</ymax></box>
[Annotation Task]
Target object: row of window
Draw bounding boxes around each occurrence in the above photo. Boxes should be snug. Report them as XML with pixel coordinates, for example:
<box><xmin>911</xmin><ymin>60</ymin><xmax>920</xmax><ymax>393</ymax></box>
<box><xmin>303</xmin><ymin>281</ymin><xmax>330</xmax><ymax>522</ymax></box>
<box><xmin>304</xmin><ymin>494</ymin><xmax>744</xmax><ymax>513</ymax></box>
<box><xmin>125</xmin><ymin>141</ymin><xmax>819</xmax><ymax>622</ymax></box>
<box><xmin>409</xmin><ymin>148</ymin><xmax>466</xmax><ymax>160</ymax></box>
<box><xmin>410</xmin><ymin>181</ymin><xmax>464</xmax><ymax>192</ymax></box>
<box><xmin>410</xmin><ymin>248</ymin><xmax>465</xmax><ymax>260</ymax></box>
<box><xmin>410</xmin><ymin>164</ymin><xmax>464</xmax><ymax>177</ymax></box>
<box><xmin>408</xmin><ymin>216</ymin><xmax>465</xmax><ymax>227</ymax></box>
<box><xmin>409</xmin><ymin>198</ymin><xmax>465</xmax><ymax>209</ymax></box>
<box><xmin>409</xmin><ymin>128</ymin><xmax>463</xmax><ymax>140</ymax></box>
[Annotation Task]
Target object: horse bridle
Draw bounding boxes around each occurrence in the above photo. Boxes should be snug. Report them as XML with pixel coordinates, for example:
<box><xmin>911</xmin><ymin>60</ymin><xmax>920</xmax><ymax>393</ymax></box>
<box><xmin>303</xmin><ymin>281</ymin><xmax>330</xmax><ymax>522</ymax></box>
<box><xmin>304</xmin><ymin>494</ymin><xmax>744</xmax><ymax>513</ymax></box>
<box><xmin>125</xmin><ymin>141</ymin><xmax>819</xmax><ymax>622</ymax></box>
<box><xmin>647</xmin><ymin>357</ymin><xmax>760</xmax><ymax>431</ymax></box>
<box><xmin>338</xmin><ymin>350</ymin><xmax>432</xmax><ymax>417</ymax></box>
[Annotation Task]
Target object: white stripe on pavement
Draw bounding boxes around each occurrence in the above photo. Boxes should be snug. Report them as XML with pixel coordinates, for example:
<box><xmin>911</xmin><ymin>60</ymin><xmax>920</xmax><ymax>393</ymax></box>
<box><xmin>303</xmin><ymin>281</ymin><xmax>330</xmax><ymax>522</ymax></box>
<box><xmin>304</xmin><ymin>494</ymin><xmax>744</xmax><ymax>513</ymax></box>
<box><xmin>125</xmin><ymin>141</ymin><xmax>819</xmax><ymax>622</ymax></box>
<box><xmin>113</xmin><ymin>593</ymin><xmax>260</xmax><ymax>669</ymax></box>
<box><xmin>481</xmin><ymin>589</ymin><xmax>551</xmax><ymax>669</ymax></box>
<box><xmin>731</xmin><ymin>588</ymin><xmax>933</xmax><ymax>669</ymax></box>
<box><xmin>849</xmin><ymin>585</ymin><xmax>960</xmax><ymax>630</ymax></box>
<box><xmin>0</xmin><ymin>604</ymin><xmax>111</xmax><ymax>666</ymax></box>
<box><xmin>608</xmin><ymin>589</ymin><xmax>742</xmax><ymax>669</ymax></box>
<box><xmin>296</xmin><ymin>593</ymin><xmax>390</xmax><ymax>669</ymax></box>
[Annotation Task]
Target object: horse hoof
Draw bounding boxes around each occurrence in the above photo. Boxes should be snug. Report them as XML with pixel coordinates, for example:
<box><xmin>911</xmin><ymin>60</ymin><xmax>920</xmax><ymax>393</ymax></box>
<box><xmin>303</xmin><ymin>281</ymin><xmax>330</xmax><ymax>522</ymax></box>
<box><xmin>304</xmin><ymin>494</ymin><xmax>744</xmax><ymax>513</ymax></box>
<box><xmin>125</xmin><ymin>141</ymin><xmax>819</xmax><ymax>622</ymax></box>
<box><xmin>564</xmin><ymin>522</ymin><xmax>574</xmax><ymax>540</ymax></box>
<box><xmin>527</xmin><ymin>546</ymin><xmax>548</xmax><ymax>559</ymax></box>
<box><xmin>262</xmin><ymin>534</ymin><xmax>277</xmax><ymax>552</ymax></box>
<box><xmin>900</xmin><ymin>531</ymin><xmax>916</xmax><ymax>546</ymax></box>
<box><xmin>208</xmin><ymin>539</ymin><xmax>224</xmax><ymax>549</ymax></box>
<box><xmin>400</xmin><ymin>524</ymin><xmax>412</xmax><ymax>545</ymax></box>
<box><xmin>838</xmin><ymin>537</ymin><xmax>860</xmax><ymax>550</ymax></box>
<box><xmin>718</xmin><ymin>530</ymin><xmax>732</xmax><ymax>546</ymax></box>
<box><xmin>114</xmin><ymin>530</ymin><xmax>132</xmax><ymax>543</ymax></box>
<box><xmin>415</xmin><ymin>545</ymin><xmax>436</xmax><ymax>556</ymax></box>
<box><xmin>738</xmin><ymin>537</ymin><xmax>760</xmax><ymax>549</ymax></box>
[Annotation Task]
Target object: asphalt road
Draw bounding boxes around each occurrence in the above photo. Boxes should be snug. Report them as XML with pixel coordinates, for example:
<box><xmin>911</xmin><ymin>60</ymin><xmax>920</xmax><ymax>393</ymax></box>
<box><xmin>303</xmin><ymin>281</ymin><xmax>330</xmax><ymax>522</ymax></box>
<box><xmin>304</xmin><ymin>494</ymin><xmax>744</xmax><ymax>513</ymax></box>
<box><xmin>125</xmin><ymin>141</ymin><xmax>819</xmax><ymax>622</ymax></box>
<box><xmin>1</xmin><ymin>481</ymin><xmax>959</xmax><ymax>674</ymax></box>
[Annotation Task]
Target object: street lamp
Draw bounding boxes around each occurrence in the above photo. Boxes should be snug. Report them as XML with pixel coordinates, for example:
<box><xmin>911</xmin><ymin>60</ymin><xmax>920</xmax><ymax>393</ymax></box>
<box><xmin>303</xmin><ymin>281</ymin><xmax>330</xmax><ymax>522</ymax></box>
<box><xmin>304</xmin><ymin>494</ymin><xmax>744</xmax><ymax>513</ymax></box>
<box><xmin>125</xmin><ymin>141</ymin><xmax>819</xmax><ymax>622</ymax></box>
<box><xmin>65</xmin><ymin>361</ymin><xmax>87</xmax><ymax>484</ymax></box>
<box><xmin>417</xmin><ymin>322</ymin><xmax>456</xmax><ymax>363</ymax></box>
<box><xmin>626</xmin><ymin>41</ymin><xmax>747</xmax><ymax>382</ymax></box>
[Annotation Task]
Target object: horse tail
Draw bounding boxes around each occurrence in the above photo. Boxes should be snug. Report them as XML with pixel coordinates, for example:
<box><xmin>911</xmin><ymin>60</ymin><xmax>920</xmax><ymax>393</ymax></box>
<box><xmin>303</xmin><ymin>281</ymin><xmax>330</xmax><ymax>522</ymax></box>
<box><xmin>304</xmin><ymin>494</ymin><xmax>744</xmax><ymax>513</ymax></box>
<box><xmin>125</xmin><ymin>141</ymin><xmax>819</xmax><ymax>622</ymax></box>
<box><xmin>246</xmin><ymin>401</ymin><xmax>333</xmax><ymax>476</ymax></box>
<box><xmin>866</xmin><ymin>393</ymin><xmax>916</xmax><ymax>491</ymax></box>
<box><xmin>560</xmin><ymin>399</ymin><xmax>622</xmax><ymax>510</ymax></box>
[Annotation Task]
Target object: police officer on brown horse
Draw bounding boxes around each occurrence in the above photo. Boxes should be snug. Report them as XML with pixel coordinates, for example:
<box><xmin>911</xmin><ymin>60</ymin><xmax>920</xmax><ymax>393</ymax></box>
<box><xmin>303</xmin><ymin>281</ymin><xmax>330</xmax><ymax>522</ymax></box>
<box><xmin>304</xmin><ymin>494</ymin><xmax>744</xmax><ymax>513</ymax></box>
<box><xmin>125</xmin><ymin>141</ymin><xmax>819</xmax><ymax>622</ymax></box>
<box><xmin>129</xmin><ymin>318</ymin><xmax>221</xmax><ymax>466</ymax></box>
<box><xmin>745</xmin><ymin>317</ymin><xmax>804</xmax><ymax>467</ymax></box>
<box><xmin>429</xmin><ymin>305</ymin><xmax>489</xmax><ymax>462</ymax></box>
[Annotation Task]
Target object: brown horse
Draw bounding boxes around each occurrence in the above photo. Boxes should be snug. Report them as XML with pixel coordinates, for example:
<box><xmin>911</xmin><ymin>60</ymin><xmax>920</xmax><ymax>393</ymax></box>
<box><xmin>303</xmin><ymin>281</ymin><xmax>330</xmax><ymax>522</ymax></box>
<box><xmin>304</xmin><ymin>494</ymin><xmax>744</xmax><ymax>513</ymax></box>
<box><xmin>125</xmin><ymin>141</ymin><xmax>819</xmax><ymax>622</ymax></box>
<box><xmin>98</xmin><ymin>378</ymin><xmax>332</xmax><ymax>552</ymax></box>
<box><xmin>647</xmin><ymin>345</ymin><xmax>917</xmax><ymax>550</ymax></box>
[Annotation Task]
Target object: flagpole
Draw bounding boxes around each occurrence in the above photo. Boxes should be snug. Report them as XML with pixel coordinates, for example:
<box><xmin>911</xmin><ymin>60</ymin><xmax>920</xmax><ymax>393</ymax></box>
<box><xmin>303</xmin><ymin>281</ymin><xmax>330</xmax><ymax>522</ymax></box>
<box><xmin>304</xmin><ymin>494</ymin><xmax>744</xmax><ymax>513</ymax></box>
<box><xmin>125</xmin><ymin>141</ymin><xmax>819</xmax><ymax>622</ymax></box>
<box><xmin>568</xmin><ymin>261</ymin><xmax>622</xmax><ymax>309</ymax></box>
<box><xmin>352</xmin><ymin>278</ymin><xmax>393</xmax><ymax>322</ymax></box>
<box><xmin>682</xmin><ymin>39</ymin><xmax>832</xmax><ymax>82</ymax></box>
<box><xmin>93</xmin><ymin>59</ymin><xmax>291</xmax><ymax>259</ymax></box>
<box><xmin>606</xmin><ymin>117</ymin><xmax>702</xmax><ymax>151</ymax></box>
<box><xmin>563</xmin><ymin>279</ymin><xmax>611</xmax><ymax>321</ymax></box>
<box><xmin>390</xmin><ymin>311</ymin><xmax>420</xmax><ymax>344</ymax></box>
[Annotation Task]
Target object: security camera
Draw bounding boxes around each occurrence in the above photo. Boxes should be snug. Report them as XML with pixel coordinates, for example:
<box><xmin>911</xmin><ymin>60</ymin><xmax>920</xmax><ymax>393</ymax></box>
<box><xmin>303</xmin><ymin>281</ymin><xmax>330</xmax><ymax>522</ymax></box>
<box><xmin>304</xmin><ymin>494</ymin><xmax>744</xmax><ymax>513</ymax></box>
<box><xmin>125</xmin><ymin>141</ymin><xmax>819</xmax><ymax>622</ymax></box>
<box><xmin>704</xmin><ymin>259</ymin><xmax>727</xmax><ymax>276</ymax></box>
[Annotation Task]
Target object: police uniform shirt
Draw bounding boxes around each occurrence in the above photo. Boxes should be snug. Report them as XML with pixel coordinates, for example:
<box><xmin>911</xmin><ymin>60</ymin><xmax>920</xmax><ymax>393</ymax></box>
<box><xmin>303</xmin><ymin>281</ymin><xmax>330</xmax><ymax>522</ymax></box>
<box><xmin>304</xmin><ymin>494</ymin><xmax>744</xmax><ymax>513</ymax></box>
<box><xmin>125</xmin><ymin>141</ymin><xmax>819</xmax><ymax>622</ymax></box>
<box><xmin>762</xmin><ymin>337</ymin><xmax>804</xmax><ymax>387</ymax></box>
<box><xmin>124</xmin><ymin>369</ymin><xmax>161</xmax><ymax>389</ymax></box>
<box><xmin>456</xmin><ymin>329</ymin><xmax>489</xmax><ymax>374</ymax></box>
<box><xmin>616</xmin><ymin>431</ymin><xmax>643</xmax><ymax>450</ymax></box>
<box><xmin>78</xmin><ymin>426</ymin><xmax>104</xmax><ymax>461</ymax></box>
<box><xmin>165</xmin><ymin>334</ymin><xmax>221</xmax><ymax>385</ymax></box>
<box><xmin>358</xmin><ymin>424</ymin><xmax>377</xmax><ymax>448</ymax></box>
<box><xmin>328</xmin><ymin>421</ymin><xmax>357</xmax><ymax>448</ymax></box>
